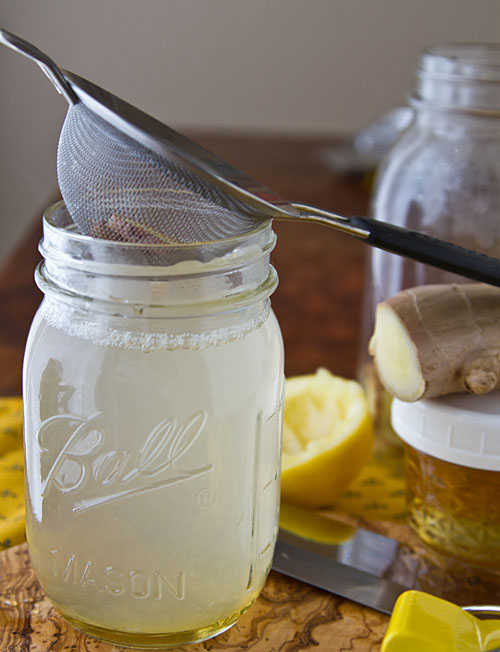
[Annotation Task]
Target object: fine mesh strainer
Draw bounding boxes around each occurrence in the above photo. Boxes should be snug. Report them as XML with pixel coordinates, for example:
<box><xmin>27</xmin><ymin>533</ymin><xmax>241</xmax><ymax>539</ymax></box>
<box><xmin>58</xmin><ymin>102</ymin><xmax>256</xmax><ymax>243</ymax></box>
<box><xmin>3</xmin><ymin>28</ymin><xmax>500</xmax><ymax>286</ymax></box>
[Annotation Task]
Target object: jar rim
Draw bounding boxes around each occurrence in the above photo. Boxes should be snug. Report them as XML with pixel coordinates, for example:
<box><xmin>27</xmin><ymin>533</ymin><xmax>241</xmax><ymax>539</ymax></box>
<box><xmin>44</xmin><ymin>201</ymin><xmax>272</xmax><ymax>250</ymax></box>
<box><xmin>41</xmin><ymin>202</ymin><xmax>276</xmax><ymax>275</ymax></box>
<box><xmin>410</xmin><ymin>43</ymin><xmax>500</xmax><ymax>115</ymax></box>
<box><xmin>419</xmin><ymin>43</ymin><xmax>500</xmax><ymax>82</ymax></box>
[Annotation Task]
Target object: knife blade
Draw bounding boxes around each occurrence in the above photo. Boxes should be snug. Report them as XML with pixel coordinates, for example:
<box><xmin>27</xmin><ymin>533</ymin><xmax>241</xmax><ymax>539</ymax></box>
<box><xmin>272</xmin><ymin>528</ymin><xmax>410</xmax><ymax>615</ymax></box>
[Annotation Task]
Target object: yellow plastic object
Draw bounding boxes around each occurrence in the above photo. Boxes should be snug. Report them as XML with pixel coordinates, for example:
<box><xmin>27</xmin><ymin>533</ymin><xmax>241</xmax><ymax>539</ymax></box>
<box><xmin>381</xmin><ymin>591</ymin><xmax>500</xmax><ymax>652</ymax></box>
<box><xmin>279</xmin><ymin>503</ymin><xmax>356</xmax><ymax>544</ymax></box>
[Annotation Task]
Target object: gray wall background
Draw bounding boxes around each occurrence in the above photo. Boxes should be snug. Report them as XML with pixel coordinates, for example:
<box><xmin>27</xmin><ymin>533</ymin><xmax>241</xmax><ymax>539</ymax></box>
<box><xmin>1</xmin><ymin>0</ymin><xmax>499</xmax><ymax>265</ymax></box>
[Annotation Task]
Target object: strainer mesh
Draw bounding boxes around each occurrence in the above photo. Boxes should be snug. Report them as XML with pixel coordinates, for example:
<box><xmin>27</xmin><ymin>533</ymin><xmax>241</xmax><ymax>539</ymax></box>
<box><xmin>57</xmin><ymin>104</ymin><xmax>258</xmax><ymax>243</ymax></box>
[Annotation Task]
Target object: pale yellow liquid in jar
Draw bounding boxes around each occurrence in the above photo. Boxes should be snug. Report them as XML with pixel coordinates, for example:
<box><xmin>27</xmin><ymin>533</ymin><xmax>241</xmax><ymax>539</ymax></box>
<box><xmin>23</xmin><ymin>299</ymin><xmax>283</xmax><ymax>647</ymax></box>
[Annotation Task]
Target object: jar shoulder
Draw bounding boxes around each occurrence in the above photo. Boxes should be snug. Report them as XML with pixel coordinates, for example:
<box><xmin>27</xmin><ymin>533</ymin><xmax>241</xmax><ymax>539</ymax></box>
<box><xmin>372</xmin><ymin>120</ymin><xmax>500</xmax><ymax>230</ymax></box>
<box><xmin>378</xmin><ymin>121</ymin><xmax>500</xmax><ymax>183</ymax></box>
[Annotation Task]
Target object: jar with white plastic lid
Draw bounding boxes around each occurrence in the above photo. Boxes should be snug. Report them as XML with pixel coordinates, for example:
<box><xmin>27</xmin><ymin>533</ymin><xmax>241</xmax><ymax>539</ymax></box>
<box><xmin>391</xmin><ymin>392</ymin><xmax>500</xmax><ymax>568</ymax></box>
<box><xmin>23</xmin><ymin>202</ymin><xmax>284</xmax><ymax>648</ymax></box>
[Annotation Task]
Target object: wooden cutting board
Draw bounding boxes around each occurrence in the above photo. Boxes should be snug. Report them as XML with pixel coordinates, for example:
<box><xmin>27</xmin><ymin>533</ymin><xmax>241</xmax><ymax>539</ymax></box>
<box><xmin>0</xmin><ymin>542</ymin><xmax>389</xmax><ymax>651</ymax></box>
<box><xmin>3</xmin><ymin>518</ymin><xmax>500</xmax><ymax>651</ymax></box>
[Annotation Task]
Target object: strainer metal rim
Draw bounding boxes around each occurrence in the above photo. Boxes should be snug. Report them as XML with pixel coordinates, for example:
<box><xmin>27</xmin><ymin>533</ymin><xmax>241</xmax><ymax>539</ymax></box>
<box><xmin>63</xmin><ymin>70</ymin><xmax>300</xmax><ymax>222</ymax></box>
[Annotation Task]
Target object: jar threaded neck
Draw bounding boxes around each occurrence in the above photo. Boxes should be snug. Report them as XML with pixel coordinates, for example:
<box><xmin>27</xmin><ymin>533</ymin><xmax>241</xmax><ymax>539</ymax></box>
<box><xmin>412</xmin><ymin>43</ymin><xmax>500</xmax><ymax>114</ymax></box>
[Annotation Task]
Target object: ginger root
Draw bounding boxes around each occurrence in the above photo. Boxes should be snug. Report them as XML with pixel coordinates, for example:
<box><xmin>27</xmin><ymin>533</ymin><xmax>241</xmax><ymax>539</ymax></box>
<box><xmin>369</xmin><ymin>283</ymin><xmax>500</xmax><ymax>401</ymax></box>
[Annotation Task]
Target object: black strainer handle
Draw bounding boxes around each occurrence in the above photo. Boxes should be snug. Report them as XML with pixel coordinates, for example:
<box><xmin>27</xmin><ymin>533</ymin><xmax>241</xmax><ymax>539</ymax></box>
<box><xmin>349</xmin><ymin>215</ymin><xmax>500</xmax><ymax>288</ymax></box>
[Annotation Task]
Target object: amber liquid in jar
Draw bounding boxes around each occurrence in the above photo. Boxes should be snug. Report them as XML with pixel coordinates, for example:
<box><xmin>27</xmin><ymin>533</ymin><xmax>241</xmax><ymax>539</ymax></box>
<box><xmin>405</xmin><ymin>444</ymin><xmax>500</xmax><ymax>568</ymax></box>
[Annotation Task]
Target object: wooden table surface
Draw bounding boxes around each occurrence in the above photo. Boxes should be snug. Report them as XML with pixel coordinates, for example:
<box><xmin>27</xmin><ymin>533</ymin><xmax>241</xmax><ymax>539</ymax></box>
<box><xmin>3</xmin><ymin>134</ymin><xmax>494</xmax><ymax>651</ymax></box>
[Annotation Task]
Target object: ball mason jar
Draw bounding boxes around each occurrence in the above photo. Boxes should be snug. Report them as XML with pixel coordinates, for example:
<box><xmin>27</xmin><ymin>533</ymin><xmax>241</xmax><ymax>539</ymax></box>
<box><xmin>23</xmin><ymin>203</ymin><xmax>284</xmax><ymax>648</ymax></box>
<box><xmin>359</xmin><ymin>44</ymin><xmax>500</xmax><ymax>436</ymax></box>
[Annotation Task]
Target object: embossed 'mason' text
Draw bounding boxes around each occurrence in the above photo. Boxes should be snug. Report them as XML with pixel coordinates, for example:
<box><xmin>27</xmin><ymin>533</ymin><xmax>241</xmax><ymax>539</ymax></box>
<box><xmin>51</xmin><ymin>549</ymin><xmax>185</xmax><ymax>600</ymax></box>
<box><xmin>38</xmin><ymin>410</ymin><xmax>212</xmax><ymax>513</ymax></box>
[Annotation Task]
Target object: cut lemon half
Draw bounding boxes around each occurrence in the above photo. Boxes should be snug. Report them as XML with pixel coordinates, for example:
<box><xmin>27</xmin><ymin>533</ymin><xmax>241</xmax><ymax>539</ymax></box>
<box><xmin>281</xmin><ymin>368</ymin><xmax>374</xmax><ymax>509</ymax></box>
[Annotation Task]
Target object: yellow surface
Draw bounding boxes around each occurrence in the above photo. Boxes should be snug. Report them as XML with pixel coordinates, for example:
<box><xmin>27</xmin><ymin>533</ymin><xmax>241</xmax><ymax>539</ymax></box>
<box><xmin>0</xmin><ymin>397</ymin><xmax>25</xmax><ymax>550</ymax></box>
<box><xmin>331</xmin><ymin>441</ymin><xmax>407</xmax><ymax>522</ymax></box>
<box><xmin>279</xmin><ymin>503</ymin><xmax>356</xmax><ymax>544</ymax></box>
<box><xmin>281</xmin><ymin>369</ymin><xmax>374</xmax><ymax>509</ymax></box>
<box><xmin>381</xmin><ymin>591</ymin><xmax>500</xmax><ymax>652</ymax></box>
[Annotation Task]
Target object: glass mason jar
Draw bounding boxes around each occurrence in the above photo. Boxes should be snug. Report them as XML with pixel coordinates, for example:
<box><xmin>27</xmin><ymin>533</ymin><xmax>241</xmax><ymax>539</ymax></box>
<box><xmin>23</xmin><ymin>203</ymin><xmax>284</xmax><ymax>648</ymax></box>
<box><xmin>359</xmin><ymin>44</ymin><xmax>500</xmax><ymax>436</ymax></box>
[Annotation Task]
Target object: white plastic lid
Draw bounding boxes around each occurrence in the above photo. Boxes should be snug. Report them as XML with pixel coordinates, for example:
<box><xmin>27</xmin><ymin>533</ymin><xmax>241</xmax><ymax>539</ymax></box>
<box><xmin>391</xmin><ymin>392</ymin><xmax>500</xmax><ymax>471</ymax></box>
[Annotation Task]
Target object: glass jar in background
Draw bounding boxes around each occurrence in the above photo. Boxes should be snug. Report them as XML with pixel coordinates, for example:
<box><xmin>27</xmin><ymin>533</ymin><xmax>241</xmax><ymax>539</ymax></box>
<box><xmin>23</xmin><ymin>203</ymin><xmax>284</xmax><ymax>648</ymax></box>
<box><xmin>359</xmin><ymin>44</ymin><xmax>500</xmax><ymax>438</ymax></box>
